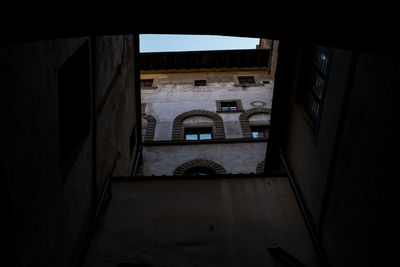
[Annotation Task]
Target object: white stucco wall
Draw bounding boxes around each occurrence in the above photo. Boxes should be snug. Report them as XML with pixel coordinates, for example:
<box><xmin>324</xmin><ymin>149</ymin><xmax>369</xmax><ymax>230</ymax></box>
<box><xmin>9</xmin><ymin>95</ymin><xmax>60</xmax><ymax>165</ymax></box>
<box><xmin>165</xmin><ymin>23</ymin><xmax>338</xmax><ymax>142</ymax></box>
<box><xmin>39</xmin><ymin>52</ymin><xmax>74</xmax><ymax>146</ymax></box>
<box><xmin>143</xmin><ymin>142</ymin><xmax>268</xmax><ymax>176</ymax></box>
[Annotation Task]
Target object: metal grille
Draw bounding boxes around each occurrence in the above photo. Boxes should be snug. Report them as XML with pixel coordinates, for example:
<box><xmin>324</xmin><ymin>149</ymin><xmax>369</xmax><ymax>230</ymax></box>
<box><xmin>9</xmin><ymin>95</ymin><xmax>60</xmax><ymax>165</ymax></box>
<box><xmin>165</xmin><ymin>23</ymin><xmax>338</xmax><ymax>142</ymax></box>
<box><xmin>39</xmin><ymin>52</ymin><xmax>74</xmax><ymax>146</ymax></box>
<box><xmin>304</xmin><ymin>46</ymin><xmax>331</xmax><ymax>123</ymax></box>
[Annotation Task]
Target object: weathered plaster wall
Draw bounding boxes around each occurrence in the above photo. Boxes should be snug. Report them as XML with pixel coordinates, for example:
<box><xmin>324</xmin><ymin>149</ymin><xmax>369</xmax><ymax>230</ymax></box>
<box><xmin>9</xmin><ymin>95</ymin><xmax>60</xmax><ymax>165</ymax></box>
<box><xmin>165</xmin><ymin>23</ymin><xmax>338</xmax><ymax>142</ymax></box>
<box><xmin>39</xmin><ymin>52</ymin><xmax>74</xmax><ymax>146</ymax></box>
<box><xmin>141</xmin><ymin>71</ymin><xmax>273</xmax><ymax>140</ymax></box>
<box><xmin>143</xmin><ymin>142</ymin><xmax>267</xmax><ymax>175</ymax></box>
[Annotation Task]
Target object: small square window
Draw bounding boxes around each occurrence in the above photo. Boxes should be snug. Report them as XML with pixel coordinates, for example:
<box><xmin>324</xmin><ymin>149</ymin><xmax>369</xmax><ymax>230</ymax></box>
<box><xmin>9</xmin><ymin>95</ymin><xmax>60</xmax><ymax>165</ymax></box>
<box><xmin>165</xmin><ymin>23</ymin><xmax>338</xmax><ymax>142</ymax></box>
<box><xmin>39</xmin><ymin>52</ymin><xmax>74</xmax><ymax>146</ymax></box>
<box><xmin>140</xmin><ymin>79</ymin><xmax>153</xmax><ymax>87</ymax></box>
<box><xmin>250</xmin><ymin>125</ymin><xmax>269</xmax><ymax>139</ymax></box>
<box><xmin>184</xmin><ymin>127</ymin><xmax>213</xmax><ymax>141</ymax></box>
<box><xmin>216</xmin><ymin>99</ymin><xmax>243</xmax><ymax>112</ymax></box>
<box><xmin>263</xmin><ymin>80</ymin><xmax>270</xmax><ymax>84</ymax></box>
<box><xmin>238</xmin><ymin>76</ymin><xmax>255</xmax><ymax>84</ymax></box>
<box><xmin>194</xmin><ymin>80</ymin><xmax>206</xmax><ymax>86</ymax></box>
<box><xmin>221</xmin><ymin>101</ymin><xmax>238</xmax><ymax>111</ymax></box>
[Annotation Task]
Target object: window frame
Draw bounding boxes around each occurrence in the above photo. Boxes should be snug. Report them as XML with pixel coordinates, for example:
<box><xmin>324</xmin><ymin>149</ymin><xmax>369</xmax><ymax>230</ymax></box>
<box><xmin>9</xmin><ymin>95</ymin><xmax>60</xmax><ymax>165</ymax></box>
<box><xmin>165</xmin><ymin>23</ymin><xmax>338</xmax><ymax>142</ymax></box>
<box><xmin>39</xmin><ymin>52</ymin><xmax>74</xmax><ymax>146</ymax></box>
<box><xmin>216</xmin><ymin>99</ymin><xmax>243</xmax><ymax>113</ymax></box>
<box><xmin>184</xmin><ymin>127</ymin><xmax>214</xmax><ymax>141</ymax></box>
<box><xmin>250</xmin><ymin>125</ymin><xmax>269</xmax><ymax>139</ymax></box>
<box><xmin>140</xmin><ymin>79</ymin><xmax>157</xmax><ymax>89</ymax></box>
<box><xmin>233</xmin><ymin>75</ymin><xmax>264</xmax><ymax>87</ymax></box>
<box><xmin>296</xmin><ymin>44</ymin><xmax>332</xmax><ymax>137</ymax></box>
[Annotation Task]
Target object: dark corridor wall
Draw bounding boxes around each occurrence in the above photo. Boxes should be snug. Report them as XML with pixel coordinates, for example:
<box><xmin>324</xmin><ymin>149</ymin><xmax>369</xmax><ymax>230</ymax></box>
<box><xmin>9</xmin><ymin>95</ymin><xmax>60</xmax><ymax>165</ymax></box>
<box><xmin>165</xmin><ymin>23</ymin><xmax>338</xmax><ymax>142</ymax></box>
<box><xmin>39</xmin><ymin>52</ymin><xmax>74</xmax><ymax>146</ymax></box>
<box><xmin>0</xmin><ymin>35</ymin><xmax>139</xmax><ymax>267</ymax></box>
<box><xmin>276</xmin><ymin>41</ymin><xmax>400</xmax><ymax>266</ymax></box>
<box><xmin>321</xmin><ymin>53</ymin><xmax>400</xmax><ymax>267</ymax></box>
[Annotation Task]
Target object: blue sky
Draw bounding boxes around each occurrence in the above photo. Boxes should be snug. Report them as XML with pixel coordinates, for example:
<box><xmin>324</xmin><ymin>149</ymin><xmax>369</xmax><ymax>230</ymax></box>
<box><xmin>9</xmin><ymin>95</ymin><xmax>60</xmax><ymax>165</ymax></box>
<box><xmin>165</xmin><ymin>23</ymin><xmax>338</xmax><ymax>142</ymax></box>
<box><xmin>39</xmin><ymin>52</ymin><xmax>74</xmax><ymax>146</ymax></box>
<box><xmin>139</xmin><ymin>34</ymin><xmax>260</xmax><ymax>53</ymax></box>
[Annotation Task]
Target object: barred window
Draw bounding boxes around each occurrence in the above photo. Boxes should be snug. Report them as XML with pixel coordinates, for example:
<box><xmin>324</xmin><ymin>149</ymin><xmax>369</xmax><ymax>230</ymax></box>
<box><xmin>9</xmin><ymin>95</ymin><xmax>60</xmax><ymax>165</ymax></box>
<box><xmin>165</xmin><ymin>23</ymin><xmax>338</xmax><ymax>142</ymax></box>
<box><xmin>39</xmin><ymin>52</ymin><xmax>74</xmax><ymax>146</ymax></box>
<box><xmin>298</xmin><ymin>46</ymin><xmax>331</xmax><ymax>128</ymax></box>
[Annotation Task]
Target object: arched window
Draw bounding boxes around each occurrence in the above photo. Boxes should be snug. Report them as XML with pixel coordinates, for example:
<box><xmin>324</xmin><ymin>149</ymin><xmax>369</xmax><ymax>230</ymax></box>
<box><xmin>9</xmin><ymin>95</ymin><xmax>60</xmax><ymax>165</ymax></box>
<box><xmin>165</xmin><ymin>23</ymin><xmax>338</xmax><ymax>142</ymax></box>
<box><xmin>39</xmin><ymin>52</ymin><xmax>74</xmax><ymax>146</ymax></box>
<box><xmin>184</xmin><ymin>166</ymin><xmax>216</xmax><ymax>176</ymax></box>
<box><xmin>173</xmin><ymin>159</ymin><xmax>227</xmax><ymax>176</ymax></box>
<box><xmin>239</xmin><ymin>108</ymin><xmax>271</xmax><ymax>138</ymax></box>
<box><xmin>172</xmin><ymin>110</ymin><xmax>225</xmax><ymax>141</ymax></box>
<box><xmin>142</xmin><ymin>114</ymin><xmax>156</xmax><ymax>141</ymax></box>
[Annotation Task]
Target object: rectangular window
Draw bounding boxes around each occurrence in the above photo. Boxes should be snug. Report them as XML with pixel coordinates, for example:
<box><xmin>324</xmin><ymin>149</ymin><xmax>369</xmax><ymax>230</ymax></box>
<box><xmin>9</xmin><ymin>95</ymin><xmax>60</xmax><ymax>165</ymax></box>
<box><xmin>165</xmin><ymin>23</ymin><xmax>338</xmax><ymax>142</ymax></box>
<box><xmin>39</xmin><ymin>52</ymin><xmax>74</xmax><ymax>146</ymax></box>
<box><xmin>194</xmin><ymin>80</ymin><xmax>206</xmax><ymax>86</ymax></box>
<box><xmin>221</xmin><ymin>101</ymin><xmax>238</xmax><ymax>111</ymax></box>
<box><xmin>251</xmin><ymin>125</ymin><xmax>269</xmax><ymax>139</ymax></box>
<box><xmin>184</xmin><ymin>127</ymin><xmax>213</xmax><ymax>141</ymax></box>
<box><xmin>58</xmin><ymin>40</ymin><xmax>91</xmax><ymax>176</ymax></box>
<box><xmin>297</xmin><ymin>45</ymin><xmax>331</xmax><ymax>130</ymax></box>
<box><xmin>238</xmin><ymin>76</ymin><xmax>255</xmax><ymax>84</ymax></box>
<box><xmin>216</xmin><ymin>99</ymin><xmax>243</xmax><ymax>112</ymax></box>
<box><xmin>304</xmin><ymin>46</ymin><xmax>331</xmax><ymax>123</ymax></box>
<box><xmin>140</xmin><ymin>79</ymin><xmax>153</xmax><ymax>87</ymax></box>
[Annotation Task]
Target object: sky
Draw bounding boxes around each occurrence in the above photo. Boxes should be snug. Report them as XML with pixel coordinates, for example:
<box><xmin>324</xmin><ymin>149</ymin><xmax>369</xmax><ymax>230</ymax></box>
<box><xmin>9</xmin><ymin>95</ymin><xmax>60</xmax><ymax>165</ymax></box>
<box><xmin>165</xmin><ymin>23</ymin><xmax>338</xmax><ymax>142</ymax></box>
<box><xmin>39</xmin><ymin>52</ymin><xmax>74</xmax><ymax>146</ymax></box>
<box><xmin>139</xmin><ymin>34</ymin><xmax>260</xmax><ymax>53</ymax></box>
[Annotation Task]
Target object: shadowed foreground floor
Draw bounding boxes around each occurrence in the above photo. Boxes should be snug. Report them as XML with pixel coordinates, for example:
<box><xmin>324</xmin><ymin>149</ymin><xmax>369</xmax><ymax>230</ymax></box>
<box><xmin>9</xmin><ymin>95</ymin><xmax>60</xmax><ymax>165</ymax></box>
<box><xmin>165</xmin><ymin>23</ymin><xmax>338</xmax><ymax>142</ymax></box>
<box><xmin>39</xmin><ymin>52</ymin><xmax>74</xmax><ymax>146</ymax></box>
<box><xmin>84</xmin><ymin>177</ymin><xmax>320</xmax><ymax>267</ymax></box>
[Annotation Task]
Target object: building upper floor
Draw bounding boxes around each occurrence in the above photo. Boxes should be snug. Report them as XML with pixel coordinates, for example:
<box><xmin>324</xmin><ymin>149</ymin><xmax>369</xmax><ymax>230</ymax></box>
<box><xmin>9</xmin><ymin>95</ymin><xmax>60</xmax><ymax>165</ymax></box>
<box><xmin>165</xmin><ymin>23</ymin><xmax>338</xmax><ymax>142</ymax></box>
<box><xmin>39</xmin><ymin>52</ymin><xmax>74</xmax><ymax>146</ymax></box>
<box><xmin>140</xmin><ymin>47</ymin><xmax>278</xmax><ymax>142</ymax></box>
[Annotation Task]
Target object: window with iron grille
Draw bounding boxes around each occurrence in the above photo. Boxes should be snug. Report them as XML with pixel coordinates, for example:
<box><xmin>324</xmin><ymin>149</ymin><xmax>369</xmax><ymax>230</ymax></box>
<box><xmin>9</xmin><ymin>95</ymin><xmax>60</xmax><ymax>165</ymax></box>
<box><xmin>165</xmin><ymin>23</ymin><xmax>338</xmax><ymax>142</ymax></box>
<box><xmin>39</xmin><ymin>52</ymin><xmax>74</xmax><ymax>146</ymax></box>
<box><xmin>298</xmin><ymin>46</ymin><xmax>331</xmax><ymax>128</ymax></box>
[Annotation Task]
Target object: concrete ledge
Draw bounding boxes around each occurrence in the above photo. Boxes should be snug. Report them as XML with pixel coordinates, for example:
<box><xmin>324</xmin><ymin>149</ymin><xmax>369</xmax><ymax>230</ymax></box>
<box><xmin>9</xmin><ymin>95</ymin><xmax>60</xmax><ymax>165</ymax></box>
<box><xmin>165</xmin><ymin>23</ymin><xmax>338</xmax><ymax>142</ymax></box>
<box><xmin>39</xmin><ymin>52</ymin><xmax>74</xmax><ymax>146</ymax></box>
<box><xmin>143</xmin><ymin>138</ymin><xmax>267</xmax><ymax>146</ymax></box>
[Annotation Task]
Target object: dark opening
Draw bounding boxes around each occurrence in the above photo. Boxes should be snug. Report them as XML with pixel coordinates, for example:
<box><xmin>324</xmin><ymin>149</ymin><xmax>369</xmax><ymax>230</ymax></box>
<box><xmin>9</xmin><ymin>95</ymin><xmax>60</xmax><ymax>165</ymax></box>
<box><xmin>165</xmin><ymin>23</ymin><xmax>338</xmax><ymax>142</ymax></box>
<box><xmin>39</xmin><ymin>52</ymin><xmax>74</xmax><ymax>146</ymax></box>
<box><xmin>58</xmin><ymin>40</ymin><xmax>91</xmax><ymax>176</ymax></box>
<box><xmin>140</xmin><ymin>79</ymin><xmax>153</xmax><ymax>87</ymax></box>
<box><xmin>194</xmin><ymin>80</ymin><xmax>207</xmax><ymax>86</ymax></box>
<box><xmin>251</xmin><ymin>125</ymin><xmax>269</xmax><ymax>139</ymax></box>
<box><xmin>183</xmin><ymin>166</ymin><xmax>216</xmax><ymax>176</ymax></box>
<box><xmin>238</xmin><ymin>76</ymin><xmax>255</xmax><ymax>84</ymax></box>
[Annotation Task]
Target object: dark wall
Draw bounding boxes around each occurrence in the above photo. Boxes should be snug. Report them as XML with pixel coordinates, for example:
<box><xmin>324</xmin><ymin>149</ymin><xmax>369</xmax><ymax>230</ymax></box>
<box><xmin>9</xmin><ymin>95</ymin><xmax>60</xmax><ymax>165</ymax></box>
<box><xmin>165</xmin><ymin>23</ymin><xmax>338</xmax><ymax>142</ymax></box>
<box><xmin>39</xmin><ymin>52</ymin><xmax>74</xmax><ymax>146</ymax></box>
<box><xmin>0</xmin><ymin>35</ymin><xmax>139</xmax><ymax>266</ymax></box>
<box><xmin>94</xmin><ymin>35</ymin><xmax>139</xmax><ymax>192</ymax></box>
<box><xmin>276</xmin><ymin>41</ymin><xmax>400</xmax><ymax>266</ymax></box>
<box><xmin>0</xmin><ymin>38</ymin><xmax>94</xmax><ymax>267</ymax></box>
<box><xmin>321</xmin><ymin>53</ymin><xmax>400</xmax><ymax>266</ymax></box>
<box><xmin>283</xmin><ymin>46</ymin><xmax>353</xmax><ymax>225</ymax></box>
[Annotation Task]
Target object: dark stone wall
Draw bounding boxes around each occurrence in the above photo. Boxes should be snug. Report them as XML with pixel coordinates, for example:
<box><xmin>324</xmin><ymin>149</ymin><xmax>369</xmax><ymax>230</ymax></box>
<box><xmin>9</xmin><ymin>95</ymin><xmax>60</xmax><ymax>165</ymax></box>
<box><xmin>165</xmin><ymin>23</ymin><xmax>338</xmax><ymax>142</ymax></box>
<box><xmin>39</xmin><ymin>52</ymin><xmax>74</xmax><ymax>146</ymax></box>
<box><xmin>322</xmin><ymin>53</ymin><xmax>400</xmax><ymax>267</ymax></box>
<box><xmin>94</xmin><ymin>35</ymin><xmax>139</xmax><ymax>193</ymax></box>
<box><xmin>283</xmin><ymin>46</ymin><xmax>353</xmax><ymax>225</ymax></box>
<box><xmin>278</xmin><ymin>42</ymin><xmax>400</xmax><ymax>266</ymax></box>
<box><xmin>0</xmin><ymin>38</ymin><xmax>93</xmax><ymax>267</ymax></box>
<box><xmin>0</xmin><ymin>35</ymin><xmax>139</xmax><ymax>266</ymax></box>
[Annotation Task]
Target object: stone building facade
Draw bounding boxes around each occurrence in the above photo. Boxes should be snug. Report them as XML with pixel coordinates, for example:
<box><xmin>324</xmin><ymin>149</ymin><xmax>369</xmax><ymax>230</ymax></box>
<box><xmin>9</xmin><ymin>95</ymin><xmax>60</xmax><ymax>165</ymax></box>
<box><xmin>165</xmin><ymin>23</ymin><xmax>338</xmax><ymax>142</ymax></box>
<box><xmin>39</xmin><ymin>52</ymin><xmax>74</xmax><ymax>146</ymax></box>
<box><xmin>140</xmin><ymin>41</ymin><xmax>278</xmax><ymax>176</ymax></box>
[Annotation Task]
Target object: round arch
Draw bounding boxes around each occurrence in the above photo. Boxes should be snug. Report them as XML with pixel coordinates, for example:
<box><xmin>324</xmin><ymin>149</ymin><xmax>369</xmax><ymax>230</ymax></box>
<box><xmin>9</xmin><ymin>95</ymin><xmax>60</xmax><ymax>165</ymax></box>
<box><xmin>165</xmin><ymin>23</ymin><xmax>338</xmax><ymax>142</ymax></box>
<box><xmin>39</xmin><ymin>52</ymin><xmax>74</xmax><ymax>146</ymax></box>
<box><xmin>172</xmin><ymin>110</ymin><xmax>225</xmax><ymax>140</ymax></box>
<box><xmin>173</xmin><ymin>159</ymin><xmax>227</xmax><ymax>176</ymax></box>
<box><xmin>239</xmin><ymin>108</ymin><xmax>271</xmax><ymax>138</ymax></box>
<box><xmin>142</xmin><ymin>114</ymin><xmax>157</xmax><ymax>141</ymax></box>
<box><xmin>256</xmin><ymin>159</ymin><xmax>265</xmax><ymax>174</ymax></box>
